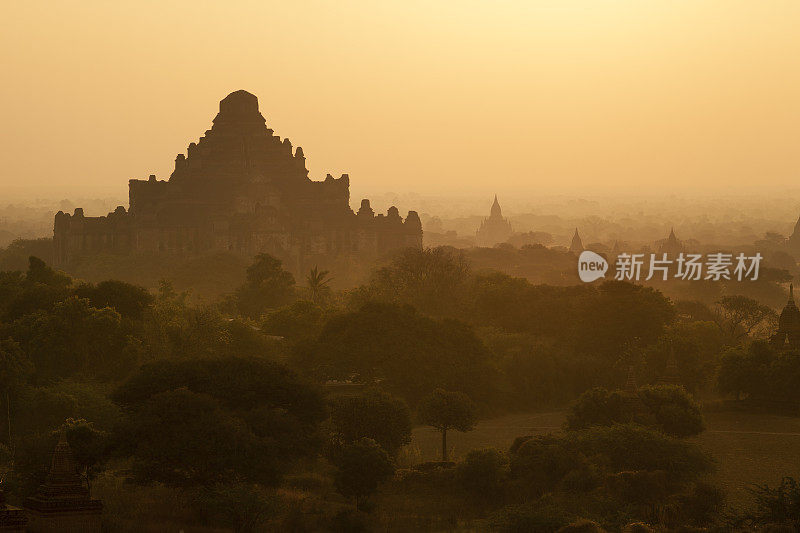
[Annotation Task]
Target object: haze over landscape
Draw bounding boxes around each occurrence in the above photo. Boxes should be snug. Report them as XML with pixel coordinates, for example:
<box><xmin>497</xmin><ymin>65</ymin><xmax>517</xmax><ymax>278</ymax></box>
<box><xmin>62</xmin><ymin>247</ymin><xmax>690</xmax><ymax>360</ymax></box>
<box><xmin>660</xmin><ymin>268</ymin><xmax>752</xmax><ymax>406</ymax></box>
<box><xmin>5</xmin><ymin>2</ymin><xmax>800</xmax><ymax>532</ymax></box>
<box><xmin>3</xmin><ymin>1</ymin><xmax>800</xmax><ymax>200</ymax></box>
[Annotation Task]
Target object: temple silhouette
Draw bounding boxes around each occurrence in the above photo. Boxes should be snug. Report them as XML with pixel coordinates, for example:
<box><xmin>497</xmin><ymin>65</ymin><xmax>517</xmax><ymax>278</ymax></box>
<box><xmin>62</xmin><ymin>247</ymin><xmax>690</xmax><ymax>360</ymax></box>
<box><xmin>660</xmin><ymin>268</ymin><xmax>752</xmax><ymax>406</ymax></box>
<box><xmin>54</xmin><ymin>90</ymin><xmax>422</xmax><ymax>272</ymax></box>
<box><xmin>475</xmin><ymin>195</ymin><xmax>512</xmax><ymax>247</ymax></box>
<box><xmin>771</xmin><ymin>283</ymin><xmax>800</xmax><ymax>349</ymax></box>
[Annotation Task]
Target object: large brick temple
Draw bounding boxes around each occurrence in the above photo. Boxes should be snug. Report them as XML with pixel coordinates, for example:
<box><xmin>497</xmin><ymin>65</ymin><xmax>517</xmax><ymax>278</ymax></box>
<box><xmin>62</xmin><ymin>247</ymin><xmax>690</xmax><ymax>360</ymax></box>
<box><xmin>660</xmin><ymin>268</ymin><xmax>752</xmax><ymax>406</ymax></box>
<box><xmin>53</xmin><ymin>90</ymin><xmax>422</xmax><ymax>272</ymax></box>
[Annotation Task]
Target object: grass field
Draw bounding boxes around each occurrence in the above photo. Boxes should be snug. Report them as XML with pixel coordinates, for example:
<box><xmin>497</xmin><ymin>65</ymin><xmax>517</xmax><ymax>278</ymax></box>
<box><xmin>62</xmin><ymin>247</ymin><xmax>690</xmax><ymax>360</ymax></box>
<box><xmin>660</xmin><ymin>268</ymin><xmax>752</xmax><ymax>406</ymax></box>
<box><xmin>408</xmin><ymin>409</ymin><xmax>800</xmax><ymax>510</ymax></box>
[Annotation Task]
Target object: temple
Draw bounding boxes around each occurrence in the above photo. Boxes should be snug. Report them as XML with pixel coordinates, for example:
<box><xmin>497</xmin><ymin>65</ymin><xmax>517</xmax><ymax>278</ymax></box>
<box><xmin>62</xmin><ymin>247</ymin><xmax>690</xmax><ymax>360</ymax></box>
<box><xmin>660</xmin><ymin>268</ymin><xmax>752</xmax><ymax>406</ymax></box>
<box><xmin>53</xmin><ymin>90</ymin><xmax>422</xmax><ymax>273</ymax></box>
<box><xmin>657</xmin><ymin>228</ymin><xmax>684</xmax><ymax>255</ymax></box>
<box><xmin>569</xmin><ymin>229</ymin><xmax>584</xmax><ymax>254</ymax></box>
<box><xmin>23</xmin><ymin>433</ymin><xmax>102</xmax><ymax>532</ymax></box>
<box><xmin>771</xmin><ymin>284</ymin><xmax>800</xmax><ymax>350</ymax></box>
<box><xmin>475</xmin><ymin>195</ymin><xmax>512</xmax><ymax>247</ymax></box>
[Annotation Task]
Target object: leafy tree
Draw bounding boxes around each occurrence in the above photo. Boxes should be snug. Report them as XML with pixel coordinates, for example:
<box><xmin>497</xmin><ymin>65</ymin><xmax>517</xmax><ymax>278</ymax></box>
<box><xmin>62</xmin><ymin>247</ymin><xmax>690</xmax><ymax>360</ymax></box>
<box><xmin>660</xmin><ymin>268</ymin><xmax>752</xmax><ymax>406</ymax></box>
<box><xmin>456</xmin><ymin>448</ymin><xmax>507</xmax><ymax>495</ymax></box>
<box><xmin>25</xmin><ymin>256</ymin><xmax>71</xmax><ymax>289</ymax></box>
<box><xmin>306</xmin><ymin>266</ymin><xmax>332</xmax><ymax>304</ymax></box>
<box><xmin>565</xmin><ymin>385</ymin><xmax>704</xmax><ymax>438</ymax></box>
<box><xmin>261</xmin><ymin>300</ymin><xmax>326</xmax><ymax>343</ymax></box>
<box><xmin>14</xmin><ymin>380</ymin><xmax>122</xmax><ymax>439</ymax></box>
<box><xmin>0</xmin><ymin>240</ymin><xmax>53</xmax><ymax>273</ymax></box>
<box><xmin>113</xmin><ymin>356</ymin><xmax>325</xmax><ymax>426</ymax></box>
<box><xmin>330</xmin><ymin>390</ymin><xmax>411</xmax><ymax>456</ymax></box>
<box><xmin>471</xmin><ymin>276</ymin><xmax>674</xmax><ymax>360</ymax></box>
<box><xmin>717</xmin><ymin>341</ymin><xmax>800</xmax><ymax>407</ymax></box>
<box><xmin>74</xmin><ymin>280</ymin><xmax>153</xmax><ymax>319</ymax></box>
<box><xmin>714</xmin><ymin>295</ymin><xmax>777</xmax><ymax>343</ymax></box>
<box><xmin>641</xmin><ymin>322</ymin><xmax>724</xmax><ymax>393</ymax></box>
<box><xmin>417</xmin><ymin>389</ymin><xmax>476</xmax><ymax>462</ymax></box>
<box><xmin>300</xmin><ymin>302</ymin><xmax>497</xmax><ymax>405</ymax></box>
<box><xmin>124</xmin><ymin>388</ymin><xmax>278</xmax><ymax>486</ymax></box>
<box><xmin>234</xmin><ymin>254</ymin><xmax>296</xmax><ymax>318</ymax></box>
<box><xmin>508</xmin><ymin>434</ymin><xmax>590</xmax><ymax>495</ymax></box>
<box><xmin>9</xmin><ymin>296</ymin><xmax>135</xmax><ymax>381</ymax></box>
<box><xmin>360</xmin><ymin>247</ymin><xmax>471</xmax><ymax>316</ymax></box>
<box><xmin>570</xmin><ymin>424</ymin><xmax>711</xmax><ymax>477</ymax></box>
<box><xmin>639</xmin><ymin>385</ymin><xmax>704</xmax><ymax>437</ymax></box>
<box><xmin>59</xmin><ymin>418</ymin><xmax>108</xmax><ymax>496</ymax></box>
<box><xmin>510</xmin><ymin>425</ymin><xmax>712</xmax><ymax>501</ymax></box>
<box><xmin>331</xmin><ymin>438</ymin><xmax>394</xmax><ymax>509</ymax></box>
<box><xmin>113</xmin><ymin>356</ymin><xmax>326</xmax><ymax>481</ymax></box>
<box><xmin>1</xmin><ymin>257</ymin><xmax>73</xmax><ymax>321</ymax></box>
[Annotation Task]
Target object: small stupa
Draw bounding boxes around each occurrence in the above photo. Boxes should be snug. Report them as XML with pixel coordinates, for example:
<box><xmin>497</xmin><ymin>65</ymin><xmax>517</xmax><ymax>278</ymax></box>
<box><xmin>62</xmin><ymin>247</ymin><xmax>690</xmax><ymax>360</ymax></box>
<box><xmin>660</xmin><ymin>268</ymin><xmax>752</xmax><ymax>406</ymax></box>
<box><xmin>24</xmin><ymin>432</ymin><xmax>102</xmax><ymax>532</ymax></box>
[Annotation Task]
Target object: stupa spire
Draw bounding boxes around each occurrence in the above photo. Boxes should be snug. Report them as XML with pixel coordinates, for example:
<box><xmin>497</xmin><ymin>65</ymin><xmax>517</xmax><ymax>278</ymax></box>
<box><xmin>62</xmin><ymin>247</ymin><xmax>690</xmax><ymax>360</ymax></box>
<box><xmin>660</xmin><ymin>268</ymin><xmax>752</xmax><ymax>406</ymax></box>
<box><xmin>490</xmin><ymin>195</ymin><xmax>502</xmax><ymax>218</ymax></box>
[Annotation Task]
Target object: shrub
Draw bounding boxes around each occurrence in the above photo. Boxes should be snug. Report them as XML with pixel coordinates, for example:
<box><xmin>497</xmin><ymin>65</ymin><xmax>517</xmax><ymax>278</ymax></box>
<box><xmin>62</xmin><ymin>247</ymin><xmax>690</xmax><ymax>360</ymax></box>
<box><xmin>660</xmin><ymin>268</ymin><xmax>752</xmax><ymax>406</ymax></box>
<box><xmin>456</xmin><ymin>448</ymin><xmax>507</xmax><ymax>495</ymax></box>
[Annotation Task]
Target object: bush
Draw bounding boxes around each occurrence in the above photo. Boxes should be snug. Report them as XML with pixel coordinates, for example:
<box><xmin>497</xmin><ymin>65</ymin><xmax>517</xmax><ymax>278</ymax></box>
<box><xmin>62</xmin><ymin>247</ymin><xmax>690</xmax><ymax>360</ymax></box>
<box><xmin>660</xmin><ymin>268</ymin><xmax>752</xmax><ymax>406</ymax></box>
<box><xmin>329</xmin><ymin>389</ymin><xmax>412</xmax><ymax>456</ymax></box>
<box><xmin>566</xmin><ymin>385</ymin><xmax>705</xmax><ymax>438</ymax></box>
<box><xmin>456</xmin><ymin>448</ymin><xmax>507</xmax><ymax>495</ymax></box>
<box><xmin>639</xmin><ymin>385</ymin><xmax>704</xmax><ymax>437</ymax></box>
<box><xmin>331</xmin><ymin>438</ymin><xmax>395</xmax><ymax>509</ymax></box>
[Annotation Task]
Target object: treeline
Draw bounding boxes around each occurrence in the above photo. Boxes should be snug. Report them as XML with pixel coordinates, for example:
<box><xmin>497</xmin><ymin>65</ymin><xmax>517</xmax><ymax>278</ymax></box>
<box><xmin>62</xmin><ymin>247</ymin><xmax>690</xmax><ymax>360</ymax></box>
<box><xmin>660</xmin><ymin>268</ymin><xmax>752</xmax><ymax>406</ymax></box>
<box><xmin>0</xmin><ymin>247</ymin><xmax>795</xmax><ymax>529</ymax></box>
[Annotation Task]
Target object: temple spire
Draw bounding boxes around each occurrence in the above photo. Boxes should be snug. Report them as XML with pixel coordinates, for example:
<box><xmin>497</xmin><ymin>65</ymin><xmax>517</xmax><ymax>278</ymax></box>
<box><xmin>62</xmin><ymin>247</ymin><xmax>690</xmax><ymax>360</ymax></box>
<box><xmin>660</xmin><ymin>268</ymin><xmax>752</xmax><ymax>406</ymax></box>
<box><xmin>569</xmin><ymin>228</ymin><xmax>584</xmax><ymax>254</ymax></box>
<box><xmin>490</xmin><ymin>195</ymin><xmax>502</xmax><ymax>218</ymax></box>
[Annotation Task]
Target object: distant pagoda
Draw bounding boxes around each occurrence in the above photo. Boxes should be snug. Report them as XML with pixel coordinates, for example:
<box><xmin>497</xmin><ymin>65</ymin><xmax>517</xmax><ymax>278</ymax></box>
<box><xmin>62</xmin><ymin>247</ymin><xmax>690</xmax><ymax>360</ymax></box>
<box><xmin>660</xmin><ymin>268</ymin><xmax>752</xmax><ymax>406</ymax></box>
<box><xmin>771</xmin><ymin>283</ymin><xmax>800</xmax><ymax>350</ymax></box>
<box><xmin>657</xmin><ymin>228</ymin><xmax>684</xmax><ymax>255</ymax></box>
<box><xmin>476</xmin><ymin>195</ymin><xmax>513</xmax><ymax>247</ymax></box>
<box><xmin>24</xmin><ymin>433</ymin><xmax>102</xmax><ymax>532</ymax></box>
<box><xmin>569</xmin><ymin>228</ymin><xmax>584</xmax><ymax>254</ymax></box>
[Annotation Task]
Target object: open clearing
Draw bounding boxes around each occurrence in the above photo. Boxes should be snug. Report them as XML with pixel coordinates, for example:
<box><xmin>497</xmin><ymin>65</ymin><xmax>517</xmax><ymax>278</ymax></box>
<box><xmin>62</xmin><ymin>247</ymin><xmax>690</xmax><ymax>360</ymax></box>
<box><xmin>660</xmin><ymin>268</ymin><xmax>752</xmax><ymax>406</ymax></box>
<box><xmin>409</xmin><ymin>409</ymin><xmax>800</xmax><ymax>508</ymax></box>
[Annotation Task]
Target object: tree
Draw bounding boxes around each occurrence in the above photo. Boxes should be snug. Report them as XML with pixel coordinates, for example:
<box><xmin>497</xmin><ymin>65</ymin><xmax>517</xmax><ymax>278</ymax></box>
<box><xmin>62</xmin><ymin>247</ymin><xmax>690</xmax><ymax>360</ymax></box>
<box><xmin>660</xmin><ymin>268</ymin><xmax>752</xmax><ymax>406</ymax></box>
<box><xmin>59</xmin><ymin>418</ymin><xmax>108</xmax><ymax>496</ymax></box>
<box><xmin>565</xmin><ymin>388</ymin><xmax>630</xmax><ymax>432</ymax></box>
<box><xmin>417</xmin><ymin>389</ymin><xmax>476</xmax><ymax>462</ymax></box>
<box><xmin>714</xmin><ymin>295</ymin><xmax>777</xmax><ymax>343</ymax></box>
<box><xmin>639</xmin><ymin>385</ymin><xmax>704</xmax><ymax>438</ymax></box>
<box><xmin>331</xmin><ymin>438</ymin><xmax>394</xmax><ymax>509</ymax></box>
<box><xmin>234</xmin><ymin>254</ymin><xmax>296</xmax><ymax>318</ymax></box>
<box><xmin>25</xmin><ymin>256</ymin><xmax>71</xmax><ymax>289</ymax></box>
<box><xmin>124</xmin><ymin>388</ymin><xmax>277</xmax><ymax>486</ymax></box>
<box><xmin>113</xmin><ymin>356</ymin><xmax>327</xmax><ymax>482</ymax></box>
<box><xmin>74</xmin><ymin>280</ymin><xmax>153</xmax><ymax>319</ymax></box>
<box><xmin>361</xmin><ymin>247</ymin><xmax>471</xmax><ymax>316</ymax></box>
<box><xmin>456</xmin><ymin>448</ymin><xmax>507</xmax><ymax>495</ymax></box>
<box><xmin>330</xmin><ymin>390</ymin><xmax>412</xmax><ymax>456</ymax></box>
<box><xmin>306</xmin><ymin>266</ymin><xmax>332</xmax><ymax>304</ymax></box>
<box><xmin>299</xmin><ymin>302</ymin><xmax>497</xmax><ymax>405</ymax></box>
<box><xmin>565</xmin><ymin>385</ymin><xmax>704</xmax><ymax>438</ymax></box>
<box><xmin>261</xmin><ymin>300</ymin><xmax>326</xmax><ymax>343</ymax></box>
<box><xmin>0</xmin><ymin>339</ymin><xmax>32</xmax><ymax>449</ymax></box>
<box><xmin>9</xmin><ymin>296</ymin><xmax>135</xmax><ymax>381</ymax></box>
<box><xmin>717</xmin><ymin>341</ymin><xmax>800</xmax><ymax>407</ymax></box>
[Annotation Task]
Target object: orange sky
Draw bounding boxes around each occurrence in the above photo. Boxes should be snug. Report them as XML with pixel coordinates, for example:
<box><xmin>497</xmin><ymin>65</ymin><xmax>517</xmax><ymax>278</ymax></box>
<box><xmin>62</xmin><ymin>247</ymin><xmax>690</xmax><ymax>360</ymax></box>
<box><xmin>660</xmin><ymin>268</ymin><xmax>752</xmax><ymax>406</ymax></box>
<box><xmin>2</xmin><ymin>1</ymin><xmax>800</xmax><ymax>200</ymax></box>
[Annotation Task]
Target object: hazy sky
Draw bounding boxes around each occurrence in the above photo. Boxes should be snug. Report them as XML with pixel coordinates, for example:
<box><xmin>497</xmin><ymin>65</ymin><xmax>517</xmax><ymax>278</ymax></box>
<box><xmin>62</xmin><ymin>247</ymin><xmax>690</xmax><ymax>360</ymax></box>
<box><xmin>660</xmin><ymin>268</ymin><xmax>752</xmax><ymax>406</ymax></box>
<box><xmin>2</xmin><ymin>1</ymin><xmax>800</xmax><ymax>201</ymax></box>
